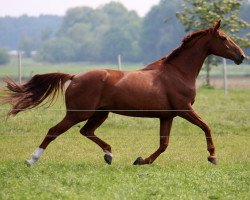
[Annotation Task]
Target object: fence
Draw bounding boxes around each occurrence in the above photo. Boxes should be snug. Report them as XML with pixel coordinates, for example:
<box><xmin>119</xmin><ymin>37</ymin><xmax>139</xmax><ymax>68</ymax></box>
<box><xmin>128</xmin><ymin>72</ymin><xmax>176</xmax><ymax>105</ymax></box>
<box><xmin>1</xmin><ymin>54</ymin><xmax>250</xmax><ymax>90</ymax></box>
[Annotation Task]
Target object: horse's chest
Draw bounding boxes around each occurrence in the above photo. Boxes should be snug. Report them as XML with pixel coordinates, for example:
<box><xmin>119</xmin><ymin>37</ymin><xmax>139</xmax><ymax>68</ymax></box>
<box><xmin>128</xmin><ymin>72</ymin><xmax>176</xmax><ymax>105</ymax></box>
<box><xmin>168</xmin><ymin>85</ymin><xmax>196</xmax><ymax>107</ymax></box>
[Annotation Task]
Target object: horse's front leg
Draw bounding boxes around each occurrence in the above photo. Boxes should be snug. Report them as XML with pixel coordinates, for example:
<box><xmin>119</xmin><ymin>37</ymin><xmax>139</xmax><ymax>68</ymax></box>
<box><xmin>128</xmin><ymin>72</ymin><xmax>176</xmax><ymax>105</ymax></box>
<box><xmin>179</xmin><ymin>105</ymin><xmax>216</xmax><ymax>164</ymax></box>
<box><xmin>133</xmin><ymin>118</ymin><xmax>173</xmax><ymax>165</ymax></box>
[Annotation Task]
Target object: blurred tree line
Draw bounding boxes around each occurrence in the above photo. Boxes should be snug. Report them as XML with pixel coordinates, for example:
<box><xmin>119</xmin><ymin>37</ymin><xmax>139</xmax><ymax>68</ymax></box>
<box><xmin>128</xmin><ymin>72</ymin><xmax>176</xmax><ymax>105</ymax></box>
<box><xmin>38</xmin><ymin>2</ymin><xmax>142</xmax><ymax>63</ymax></box>
<box><xmin>0</xmin><ymin>15</ymin><xmax>61</xmax><ymax>52</ymax></box>
<box><xmin>0</xmin><ymin>0</ymin><xmax>249</xmax><ymax>64</ymax></box>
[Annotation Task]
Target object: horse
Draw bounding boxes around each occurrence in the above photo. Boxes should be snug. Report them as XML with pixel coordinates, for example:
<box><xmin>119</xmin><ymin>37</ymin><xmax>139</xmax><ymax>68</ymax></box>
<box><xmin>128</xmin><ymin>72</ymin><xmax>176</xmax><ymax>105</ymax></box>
<box><xmin>2</xmin><ymin>20</ymin><xmax>245</xmax><ymax>166</ymax></box>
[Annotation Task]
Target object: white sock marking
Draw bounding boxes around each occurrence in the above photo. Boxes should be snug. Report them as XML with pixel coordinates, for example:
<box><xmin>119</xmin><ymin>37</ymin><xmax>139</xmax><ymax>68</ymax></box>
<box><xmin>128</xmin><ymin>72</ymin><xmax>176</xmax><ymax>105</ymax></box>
<box><xmin>25</xmin><ymin>147</ymin><xmax>44</xmax><ymax>166</ymax></box>
<box><xmin>104</xmin><ymin>150</ymin><xmax>113</xmax><ymax>157</ymax></box>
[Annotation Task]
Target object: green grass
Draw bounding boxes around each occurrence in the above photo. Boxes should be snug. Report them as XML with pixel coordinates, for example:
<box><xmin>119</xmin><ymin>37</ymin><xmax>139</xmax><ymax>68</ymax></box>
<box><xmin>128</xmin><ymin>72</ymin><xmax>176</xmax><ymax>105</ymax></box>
<box><xmin>0</xmin><ymin>88</ymin><xmax>249</xmax><ymax>199</ymax></box>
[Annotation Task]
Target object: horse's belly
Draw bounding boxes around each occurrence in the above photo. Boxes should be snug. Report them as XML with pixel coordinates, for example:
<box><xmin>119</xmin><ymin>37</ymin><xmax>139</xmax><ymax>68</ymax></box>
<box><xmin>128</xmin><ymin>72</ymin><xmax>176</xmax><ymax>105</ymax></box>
<box><xmin>111</xmin><ymin>110</ymin><xmax>175</xmax><ymax>118</ymax></box>
<box><xmin>103</xmin><ymin>93</ymin><xmax>173</xmax><ymax>118</ymax></box>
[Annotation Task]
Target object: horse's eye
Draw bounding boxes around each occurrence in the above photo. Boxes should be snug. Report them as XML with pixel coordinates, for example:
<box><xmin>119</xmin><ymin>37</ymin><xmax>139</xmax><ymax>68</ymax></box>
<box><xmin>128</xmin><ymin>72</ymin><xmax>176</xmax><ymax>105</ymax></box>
<box><xmin>220</xmin><ymin>36</ymin><xmax>227</xmax><ymax>41</ymax></box>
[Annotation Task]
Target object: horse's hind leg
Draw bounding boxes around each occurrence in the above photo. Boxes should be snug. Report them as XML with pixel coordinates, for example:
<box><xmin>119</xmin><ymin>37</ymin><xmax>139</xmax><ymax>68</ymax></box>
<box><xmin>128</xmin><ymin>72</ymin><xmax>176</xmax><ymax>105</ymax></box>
<box><xmin>80</xmin><ymin>111</ymin><xmax>112</xmax><ymax>164</ymax></box>
<box><xmin>25</xmin><ymin>112</ymin><xmax>85</xmax><ymax>166</ymax></box>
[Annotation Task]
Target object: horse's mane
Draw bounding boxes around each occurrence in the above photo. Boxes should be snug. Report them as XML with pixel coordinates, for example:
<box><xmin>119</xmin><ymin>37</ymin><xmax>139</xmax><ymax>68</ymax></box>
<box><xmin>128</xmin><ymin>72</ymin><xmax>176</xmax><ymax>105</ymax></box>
<box><xmin>164</xmin><ymin>28</ymin><xmax>211</xmax><ymax>62</ymax></box>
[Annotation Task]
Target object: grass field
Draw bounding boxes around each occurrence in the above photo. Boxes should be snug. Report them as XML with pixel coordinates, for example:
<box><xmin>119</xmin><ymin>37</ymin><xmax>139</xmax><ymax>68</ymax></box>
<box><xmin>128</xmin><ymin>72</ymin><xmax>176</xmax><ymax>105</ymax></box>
<box><xmin>0</xmin><ymin>88</ymin><xmax>249</xmax><ymax>199</ymax></box>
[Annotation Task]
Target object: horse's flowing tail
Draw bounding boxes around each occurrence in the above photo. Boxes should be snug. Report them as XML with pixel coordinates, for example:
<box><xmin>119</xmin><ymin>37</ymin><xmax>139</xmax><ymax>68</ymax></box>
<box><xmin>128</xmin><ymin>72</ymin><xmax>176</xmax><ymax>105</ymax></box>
<box><xmin>2</xmin><ymin>73</ymin><xmax>74</xmax><ymax>117</ymax></box>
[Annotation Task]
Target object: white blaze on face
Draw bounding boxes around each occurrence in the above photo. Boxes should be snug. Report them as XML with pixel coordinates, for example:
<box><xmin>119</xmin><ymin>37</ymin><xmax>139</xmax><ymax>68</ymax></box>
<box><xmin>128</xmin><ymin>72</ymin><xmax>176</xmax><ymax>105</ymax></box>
<box><xmin>25</xmin><ymin>147</ymin><xmax>44</xmax><ymax>166</ymax></box>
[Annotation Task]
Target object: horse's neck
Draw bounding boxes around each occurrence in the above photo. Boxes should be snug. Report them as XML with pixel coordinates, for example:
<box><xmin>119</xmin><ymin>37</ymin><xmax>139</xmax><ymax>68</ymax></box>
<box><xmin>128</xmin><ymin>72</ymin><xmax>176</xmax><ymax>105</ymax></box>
<box><xmin>143</xmin><ymin>59</ymin><xmax>165</xmax><ymax>71</ymax></box>
<box><xmin>168</xmin><ymin>36</ymin><xmax>209</xmax><ymax>80</ymax></box>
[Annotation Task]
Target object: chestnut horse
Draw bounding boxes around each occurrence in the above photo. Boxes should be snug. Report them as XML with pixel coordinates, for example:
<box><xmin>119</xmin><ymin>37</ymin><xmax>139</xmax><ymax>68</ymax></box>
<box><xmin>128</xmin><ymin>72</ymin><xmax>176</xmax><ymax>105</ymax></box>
<box><xmin>3</xmin><ymin>21</ymin><xmax>245</xmax><ymax>166</ymax></box>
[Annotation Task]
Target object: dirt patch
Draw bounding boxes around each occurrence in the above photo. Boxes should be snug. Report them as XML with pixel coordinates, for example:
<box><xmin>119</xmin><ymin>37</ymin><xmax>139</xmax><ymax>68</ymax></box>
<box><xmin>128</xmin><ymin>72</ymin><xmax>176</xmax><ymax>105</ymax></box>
<box><xmin>198</xmin><ymin>76</ymin><xmax>250</xmax><ymax>89</ymax></box>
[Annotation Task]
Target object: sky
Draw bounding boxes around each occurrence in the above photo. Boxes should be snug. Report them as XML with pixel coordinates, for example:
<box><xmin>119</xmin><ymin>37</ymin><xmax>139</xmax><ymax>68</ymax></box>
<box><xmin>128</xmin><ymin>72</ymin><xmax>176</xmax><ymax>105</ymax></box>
<box><xmin>0</xmin><ymin>0</ymin><xmax>160</xmax><ymax>17</ymax></box>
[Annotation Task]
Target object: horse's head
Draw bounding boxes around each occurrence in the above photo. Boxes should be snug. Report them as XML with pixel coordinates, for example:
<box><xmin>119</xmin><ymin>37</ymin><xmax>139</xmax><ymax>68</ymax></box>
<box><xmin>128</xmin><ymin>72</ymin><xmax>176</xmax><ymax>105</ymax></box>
<box><xmin>208</xmin><ymin>20</ymin><xmax>245</xmax><ymax>65</ymax></box>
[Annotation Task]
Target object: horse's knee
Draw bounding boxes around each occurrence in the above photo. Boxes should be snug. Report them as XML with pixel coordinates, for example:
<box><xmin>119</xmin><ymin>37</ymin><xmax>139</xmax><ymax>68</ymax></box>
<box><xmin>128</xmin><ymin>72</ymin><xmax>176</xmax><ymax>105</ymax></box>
<box><xmin>80</xmin><ymin>128</ymin><xmax>93</xmax><ymax>137</ymax></box>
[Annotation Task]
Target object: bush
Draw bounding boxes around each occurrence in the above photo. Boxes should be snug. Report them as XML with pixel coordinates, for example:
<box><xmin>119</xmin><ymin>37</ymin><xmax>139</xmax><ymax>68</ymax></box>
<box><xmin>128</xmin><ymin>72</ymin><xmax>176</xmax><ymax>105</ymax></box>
<box><xmin>38</xmin><ymin>38</ymin><xmax>76</xmax><ymax>63</ymax></box>
<box><xmin>0</xmin><ymin>49</ymin><xmax>10</xmax><ymax>65</ymax></box>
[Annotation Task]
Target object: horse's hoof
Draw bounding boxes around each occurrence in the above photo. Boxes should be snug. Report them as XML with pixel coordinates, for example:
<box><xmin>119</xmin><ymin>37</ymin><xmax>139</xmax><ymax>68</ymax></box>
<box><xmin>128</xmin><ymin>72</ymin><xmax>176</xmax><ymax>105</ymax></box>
<box><xmin>208</xmin><ymin>156</ymin><xmax>217</xmax><ymax>165</ymax></box>
<box><xmin>133</xmin><ymin>157</ymin><xmax>144</xmax><ymax>165</ymax></box>
<box><xmin>104</xmin><ymin>154</ymin><xmax>112</xmax><ymax>165</ymax></box>
<box><xmin>25</xmin><ymin>159</ymin><xmax>32</xmax><ymax>167</ymax></box>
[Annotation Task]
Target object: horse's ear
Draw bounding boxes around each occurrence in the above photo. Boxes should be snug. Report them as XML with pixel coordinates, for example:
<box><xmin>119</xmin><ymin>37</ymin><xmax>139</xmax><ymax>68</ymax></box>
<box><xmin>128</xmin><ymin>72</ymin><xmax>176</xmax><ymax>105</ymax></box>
<box><xmin>213</xmin><ymin>20</ymin><xmax>221</xmax><ymax>32</ymax></box>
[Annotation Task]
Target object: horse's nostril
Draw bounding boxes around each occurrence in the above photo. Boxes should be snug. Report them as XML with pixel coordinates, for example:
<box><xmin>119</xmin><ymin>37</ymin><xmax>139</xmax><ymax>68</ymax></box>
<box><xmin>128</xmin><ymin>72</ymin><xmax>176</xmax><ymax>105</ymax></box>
<box><xmin>241</xmin><ymin>55</ymin><xmax>245</xmax><ymax>61</ymax></box>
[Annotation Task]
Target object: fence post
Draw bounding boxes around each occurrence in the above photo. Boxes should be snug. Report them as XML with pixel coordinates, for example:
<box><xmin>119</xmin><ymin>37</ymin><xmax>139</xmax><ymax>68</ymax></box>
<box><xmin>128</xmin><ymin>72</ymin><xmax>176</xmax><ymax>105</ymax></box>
<box><xmin>18</xmin><ymin>52</ymin><xmax>22</xmax><ymax>84</ymax></box>
<box><xmin>222</xmin><ymin>58</ymin><xmax>227</xmax><ymax>96</ymax></box>
<box><xmin>118</xmin><ymin>54</ymin><xmax>122</xmax><ymax>70</ymax></box>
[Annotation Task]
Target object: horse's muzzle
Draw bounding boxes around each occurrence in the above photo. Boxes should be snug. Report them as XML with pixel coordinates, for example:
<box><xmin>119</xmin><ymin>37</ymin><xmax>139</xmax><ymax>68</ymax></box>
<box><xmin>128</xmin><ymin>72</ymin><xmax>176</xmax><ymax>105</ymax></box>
<box><xmin>234</xmin><ymin>54</ymin><xmax>245</xmax><ymax>65</ymax></box>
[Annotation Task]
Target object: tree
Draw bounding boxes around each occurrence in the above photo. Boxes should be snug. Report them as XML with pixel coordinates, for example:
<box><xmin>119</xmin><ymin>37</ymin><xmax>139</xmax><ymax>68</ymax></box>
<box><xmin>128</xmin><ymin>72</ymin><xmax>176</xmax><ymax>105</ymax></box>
<box><xmin>100</xmin><ymin>2</ymin><xmax>142</xmax><ymax>62</ymax></box>
<box><xmin>38</xmin><ymin>38</ymin><xmax>76</xmax><ymax>63</ymax></box>
<box><xmin>44</xmin><ymin>2</ymin><xmax>142</xmax><ymax>63</ymax></box>
<box><xmin>19</xmin><ymin>34</ymin><xmax>34</xmax><ymax>57</ymax></box>
<box><xmin>240</xmin><ymin>0</ymin><xmax>250</xmax><ymax>59</ymax></box>
<box><xmin>140</xmin><ymin>0</ymin><xmax>184</xmax><ymax>63</ymax></box>
<box><xmin>0</xmin><ymin>48</ymin><xmax>10</xmax><ymax>65</ymax></box>
<box><xmin>0</xmin><ymin>15</ymin><xmax>62</xmax><ymax>50</ymax></box>
<box><xmin>176</xmin><ymin>0</ymin><xmax>250</xmax><ymax>86</ymax></box>
<box><xmin>41</xmin><ymin>27</ymin><xmax>53</xmax><ymax>42</ymax></box>
<box><xmin>101</xmin><ymin>27</ymin><xmax>133</xmax><ymax>62</ymax></box>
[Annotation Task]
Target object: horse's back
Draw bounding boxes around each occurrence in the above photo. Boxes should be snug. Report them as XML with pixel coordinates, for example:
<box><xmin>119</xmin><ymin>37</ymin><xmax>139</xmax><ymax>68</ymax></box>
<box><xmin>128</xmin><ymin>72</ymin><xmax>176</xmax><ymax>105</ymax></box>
<box><xmin>64</xmin><ymin>69</ymin><xmax>123</xmax><ymax>109</ymax></box>
<box><xmin>101</xmin><ymin>69</ymin><xmax>170</xmax><ymax>111</ymax></box>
